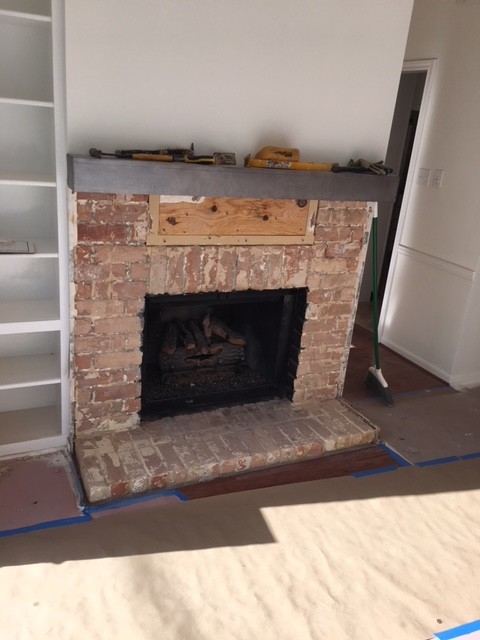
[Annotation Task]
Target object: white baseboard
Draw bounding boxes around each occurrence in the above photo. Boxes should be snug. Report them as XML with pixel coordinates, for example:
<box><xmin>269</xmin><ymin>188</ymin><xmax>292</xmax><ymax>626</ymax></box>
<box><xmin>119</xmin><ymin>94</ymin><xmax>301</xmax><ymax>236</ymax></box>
<box><xmin>449</xmin><ymin>372</ymin><xmax>480</xmax><ymax>391</ymax></box>
<box><xmin>380</xmin><ymin>336</ymin><xmax>451</xmax><ymax>385</ymax></box>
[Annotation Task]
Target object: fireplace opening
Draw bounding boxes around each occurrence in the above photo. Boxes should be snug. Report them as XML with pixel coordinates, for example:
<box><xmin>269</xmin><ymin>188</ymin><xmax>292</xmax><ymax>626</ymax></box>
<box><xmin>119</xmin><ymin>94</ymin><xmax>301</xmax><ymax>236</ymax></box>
<box><xmin>141</xmin><ymin>288</ymin><xmax>307</xmax><ymax>418</ymax></box>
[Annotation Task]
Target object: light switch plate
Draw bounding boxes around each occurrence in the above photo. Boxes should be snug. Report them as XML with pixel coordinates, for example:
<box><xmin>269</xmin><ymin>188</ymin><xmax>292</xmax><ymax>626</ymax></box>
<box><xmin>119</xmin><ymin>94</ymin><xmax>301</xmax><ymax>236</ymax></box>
<box><xmin>417</xmin><ymin>168</ymin><xmax>431</xmax><ymax>186</ymax></box>
<box><xmin>431</xmin><ymin>169</ymin><xmax>444</xmax><ymax>189</ymax></box>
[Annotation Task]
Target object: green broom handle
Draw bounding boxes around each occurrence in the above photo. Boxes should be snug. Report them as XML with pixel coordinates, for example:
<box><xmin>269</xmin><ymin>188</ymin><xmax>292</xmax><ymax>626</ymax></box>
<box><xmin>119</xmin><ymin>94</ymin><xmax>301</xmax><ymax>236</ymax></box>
<box><xmin>371</xmin><ymin>211</ymin><xmax>380</xmax><ymax>369</ymax></box>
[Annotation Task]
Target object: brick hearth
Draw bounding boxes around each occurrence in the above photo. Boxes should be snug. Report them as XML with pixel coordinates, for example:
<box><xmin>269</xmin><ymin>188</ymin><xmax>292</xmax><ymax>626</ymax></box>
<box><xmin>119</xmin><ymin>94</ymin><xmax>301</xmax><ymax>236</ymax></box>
<box><xmin>76</xmin><ymin>398</ymin><xmax>378</xmax><ymax>503</ymax></box>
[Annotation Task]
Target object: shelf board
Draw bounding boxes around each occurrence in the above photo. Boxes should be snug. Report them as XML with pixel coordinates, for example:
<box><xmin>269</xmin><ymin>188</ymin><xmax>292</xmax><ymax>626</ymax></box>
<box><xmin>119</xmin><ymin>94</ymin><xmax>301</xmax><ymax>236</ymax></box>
<box><xmin>0</xmin><ymin>176</ymin><xmax>56</xmax><ymax>188</ymax></box>
<box><xmin>0</xmin><ymin>299</ymin><xmax>60</xmax><ymax>334</ymax></box>
<box><xmin>0</xmin><ymin>405</ymin><xmax>62</xmax><ymax>457</ymax></box>
<box><xmin>0</xmin><ymin>354</ymin><xmax>60</xmax><ymax>390</ymax></box>
<box><xmin>0</xmin><ymin>9</ymin><xmax>51</xmax><ymax>26</ymax></box>
<box><xmin>0</xmin><ymin>96</ymin><xmax>54</xmax><ymax>108</ymax></box>
<box><xmin>0</xmin><ymin>239</ymin><xmax>58</xmax><ymax>258</ymax></box>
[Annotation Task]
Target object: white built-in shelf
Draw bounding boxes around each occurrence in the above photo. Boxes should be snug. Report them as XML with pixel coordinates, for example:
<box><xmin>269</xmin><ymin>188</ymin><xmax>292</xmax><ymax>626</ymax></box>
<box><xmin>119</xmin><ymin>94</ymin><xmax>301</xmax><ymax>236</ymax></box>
<box><xmin>0</xmin><ymin>0</ymin><xmax>51</xmax><ymax>17</ymax></box>
<box><xmin>0</xmin><ymin>405</ymin><xmax>62</xmax><ymax>457</ymax></box>
<box><xmin>0</xmin><ymin>97</ymin><xmax>54</xmax><ymax>108</ymax></box>
<box><xmin>0</xmin><ymin>103</ymin><xmax>56</xmax><ymax>181</ymax></box>
<box><xmin>0</xmin><ymin>300</ymin><xmax>60</xmax><ymax>334</ymax></box>
<box><xmin>0</xmin><ymin>14</ymin><xmax>53</xmax><ymax>103</ymax></box>
<box><xmin>0</xmin><ymin>0</ymin><xmax>69</xmax><ymax>458</ymax></box>
<box><xmin>0</xmin><ymin>239</ymin><xmax>59</xmax><ymax>257</ymax></box>
<box><xmin>0</xmin><ymin>354</ymin><xmax>60</xmax><ymax>390</ymax></box>
<box><xmin>0</xmin><ymin>177</ymin><xmax>57</xmax><ymax>187</ymax></box>
<box><xmin>0</xmin><ymin>9</ymin><xmax>51</xmax><ymax>25</ymax></box>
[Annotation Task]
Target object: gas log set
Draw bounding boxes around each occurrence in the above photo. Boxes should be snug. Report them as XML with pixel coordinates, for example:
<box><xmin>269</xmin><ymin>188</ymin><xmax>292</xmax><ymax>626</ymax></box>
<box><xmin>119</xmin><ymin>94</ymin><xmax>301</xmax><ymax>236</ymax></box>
<box><xmin>158</xmin><ymin>314</ymin><xmax>247</xmax><ymax>373</ymax></box>
<box><xmin>141</xmin><ymin>289</ymin><xmax>307</xmax><ymax>418</ymax></box>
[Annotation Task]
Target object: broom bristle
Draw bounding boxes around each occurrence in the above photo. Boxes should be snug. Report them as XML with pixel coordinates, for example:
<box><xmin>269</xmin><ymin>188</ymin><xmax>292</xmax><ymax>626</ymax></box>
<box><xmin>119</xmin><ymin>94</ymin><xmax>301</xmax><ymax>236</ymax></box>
<box><xmin>366</xmin><ymin>370</ymin><xmax>394</xmax><ymax>406</ymax></box>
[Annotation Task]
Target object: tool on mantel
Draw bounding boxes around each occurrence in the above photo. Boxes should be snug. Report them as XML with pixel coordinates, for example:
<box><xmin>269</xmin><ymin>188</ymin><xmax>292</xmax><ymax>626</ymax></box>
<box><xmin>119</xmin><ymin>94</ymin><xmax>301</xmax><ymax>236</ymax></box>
<box><xmin>89</xmin><ymin>144</ymin><xmax>236</xmax><ymax>165</ymax></box>
<box><xmin>244</xmin><ymin>146</ymin><xmax>334</xmax><ymax>171</ymax></box>
<box><xmin>332</xmin><ymin>158</ymin><xmax>393</xmax><ymax>175</ymax></box>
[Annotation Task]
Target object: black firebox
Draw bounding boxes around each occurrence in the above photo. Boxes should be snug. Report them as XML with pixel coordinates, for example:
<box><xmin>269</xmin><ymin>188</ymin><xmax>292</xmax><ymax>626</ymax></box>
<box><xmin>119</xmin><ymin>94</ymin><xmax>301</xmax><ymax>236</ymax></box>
<box><xmin>141</xmin><ymin>288</ymin><xmax>307</xmax><ymax>419</ymax></box>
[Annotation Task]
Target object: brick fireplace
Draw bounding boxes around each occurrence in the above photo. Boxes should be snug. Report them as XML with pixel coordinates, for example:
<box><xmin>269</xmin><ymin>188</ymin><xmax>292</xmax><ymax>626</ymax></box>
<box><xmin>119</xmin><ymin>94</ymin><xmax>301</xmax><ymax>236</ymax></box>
<box><xmin>73</xmin><ymin>193</ymin><xmax>369</xmax><ymax>434</ymax></box>
<box><xmin>67</xmin><ymin>156</ymin><xmax>397</xmax><ymax>502</ymax></box>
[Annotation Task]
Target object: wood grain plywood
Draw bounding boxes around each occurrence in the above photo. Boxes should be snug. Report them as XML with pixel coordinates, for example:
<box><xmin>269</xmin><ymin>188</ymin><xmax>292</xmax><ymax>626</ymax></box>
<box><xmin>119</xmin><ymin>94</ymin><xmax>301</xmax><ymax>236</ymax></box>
<box><xmin>147</xmin><ymin>196</ymin><xmax>317</xmax><ymax>246</ymax></box>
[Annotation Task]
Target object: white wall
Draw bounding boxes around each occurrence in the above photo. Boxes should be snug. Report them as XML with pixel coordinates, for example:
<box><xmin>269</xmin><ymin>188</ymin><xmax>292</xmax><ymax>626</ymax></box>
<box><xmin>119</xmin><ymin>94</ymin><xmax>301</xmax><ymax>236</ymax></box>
<box><xmin>380</xmin><ymin>0</ymin><xmax>480</xmax><ymax>387</ymax></box>
<box><xmin>65</xmin><ymin>0</ymin><xmax>413</xmax><ymax>162</ymax></box>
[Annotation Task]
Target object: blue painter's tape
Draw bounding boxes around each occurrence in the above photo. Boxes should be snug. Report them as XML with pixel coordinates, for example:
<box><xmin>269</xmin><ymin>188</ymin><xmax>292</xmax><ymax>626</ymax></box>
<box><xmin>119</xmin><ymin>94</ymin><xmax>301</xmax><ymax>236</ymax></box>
<box><xmin>85</xmin><ymin>488</ymin><xmax>189</xmax><ymax>514</ymax></box>
<box><xmin>0</xmin><ymin>513</ymin><xmax>92</xmax><ymax>539</ymax></box>
<box><xmin>460</xmin><ymin>451</ymin><xmax>480</xmax><ymax>461</ymax></box>
<box><xmin>434</xmin><ymin>619</ymin><xmax>480</xmax><ymax>639</ymax></box>
<box><xmin>416</xmin><ymin>456</ymin><xmax>460</xmax><ymax>468</ymax></box>
<box><xmin>379</xmin><ymin>443</ymin><xmax>412</xmax><ymax>467</ymax></box>
<box><xmin>352</xmin><ymin>464</ymin><xmax>399</xmax><ymax>478</ymax></box>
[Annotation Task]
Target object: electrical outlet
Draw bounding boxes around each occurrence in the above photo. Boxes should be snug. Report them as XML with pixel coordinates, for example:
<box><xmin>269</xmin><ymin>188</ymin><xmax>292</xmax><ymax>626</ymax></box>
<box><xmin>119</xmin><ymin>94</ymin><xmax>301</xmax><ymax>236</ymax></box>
<box><xmin>417</xmin><ymin>168</ymin><xmax>431</xmax><ymax>186</ymax></box>
<box><xmin>431</xmin><ymin>169</ymin><xmax>444</xmax><ymax>189</ymax></box>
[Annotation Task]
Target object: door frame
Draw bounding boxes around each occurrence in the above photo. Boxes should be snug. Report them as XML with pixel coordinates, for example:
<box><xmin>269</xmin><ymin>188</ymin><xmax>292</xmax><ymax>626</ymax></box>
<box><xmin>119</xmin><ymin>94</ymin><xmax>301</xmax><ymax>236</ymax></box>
<box><xmin>378</xmin><ymin>58</ymin><xmax>437</xmax><ymax>339</ymax></box>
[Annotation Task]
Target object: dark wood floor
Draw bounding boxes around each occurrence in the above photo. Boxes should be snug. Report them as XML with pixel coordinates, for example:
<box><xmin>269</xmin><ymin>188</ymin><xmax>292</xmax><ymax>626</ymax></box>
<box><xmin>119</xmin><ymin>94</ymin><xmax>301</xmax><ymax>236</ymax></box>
<box><xmin>180</xmin><ymin>445</ymin><xmax>399</xmax><ymax>500</ymax></box>
<box><xmin>343</xmin><ymin>324</ymin><xmax>449</xmax><ymax>404</ymax></box>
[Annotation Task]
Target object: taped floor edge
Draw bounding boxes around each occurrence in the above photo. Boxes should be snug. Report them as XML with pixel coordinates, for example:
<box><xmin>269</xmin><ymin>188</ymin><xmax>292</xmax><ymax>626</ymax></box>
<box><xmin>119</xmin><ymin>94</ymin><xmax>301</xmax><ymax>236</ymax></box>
<box><xmin>2</xmin><ymin>448</ymin><xmax>479</xmax><ymax>538</ymax></box>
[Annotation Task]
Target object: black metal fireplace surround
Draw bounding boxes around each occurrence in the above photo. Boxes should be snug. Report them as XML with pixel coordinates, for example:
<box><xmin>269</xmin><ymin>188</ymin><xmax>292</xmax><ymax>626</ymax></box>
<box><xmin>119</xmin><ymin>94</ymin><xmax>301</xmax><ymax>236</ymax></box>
<box><xmin>141</xmin><ymin>288</ymin><xmax>307</xmax><ymax>418</ymax></box>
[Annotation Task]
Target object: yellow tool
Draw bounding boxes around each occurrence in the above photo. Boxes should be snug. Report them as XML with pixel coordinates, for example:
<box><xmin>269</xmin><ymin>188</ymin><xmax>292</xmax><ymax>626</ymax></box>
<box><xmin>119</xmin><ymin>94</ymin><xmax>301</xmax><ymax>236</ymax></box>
<box><xmin>254</xmin><ymin>146</ymin><xmax>300</xmax><ymax>162</ymax></box>
<box><xmin>245</xmin><ymin>155</ymin><xmax>334</xmax><ymax>172</ymax></box>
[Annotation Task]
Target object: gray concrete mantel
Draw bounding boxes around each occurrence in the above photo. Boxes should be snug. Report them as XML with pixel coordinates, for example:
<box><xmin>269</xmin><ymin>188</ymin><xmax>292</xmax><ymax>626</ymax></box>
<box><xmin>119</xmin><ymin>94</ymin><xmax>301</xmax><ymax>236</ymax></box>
<box><xmin>67</xmin><ymin>154</ymin><xmax>398</xmax><ymax>201</ymax></box>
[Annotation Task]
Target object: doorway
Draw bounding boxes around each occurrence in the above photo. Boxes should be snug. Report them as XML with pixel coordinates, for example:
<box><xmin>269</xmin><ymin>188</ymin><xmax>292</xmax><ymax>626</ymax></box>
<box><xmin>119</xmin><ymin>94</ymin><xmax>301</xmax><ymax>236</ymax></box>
<box><xmin>344</xmin><ymin>60</ymin><xmax>444</xmax><ymax>404</ymax></box>
<box><xmin>358</xmin><ymin>70</ymin><xmax>427</xmax><ymax>314</ymax></box>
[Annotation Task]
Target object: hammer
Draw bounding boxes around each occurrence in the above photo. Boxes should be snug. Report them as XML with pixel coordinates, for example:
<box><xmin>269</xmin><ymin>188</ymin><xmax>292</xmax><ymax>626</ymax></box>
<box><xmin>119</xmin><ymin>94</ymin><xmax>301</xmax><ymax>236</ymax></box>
<box><xmin>89</xmin><ymin>147</ymin><xmax>236</xmax><ymax>165</ymax></box>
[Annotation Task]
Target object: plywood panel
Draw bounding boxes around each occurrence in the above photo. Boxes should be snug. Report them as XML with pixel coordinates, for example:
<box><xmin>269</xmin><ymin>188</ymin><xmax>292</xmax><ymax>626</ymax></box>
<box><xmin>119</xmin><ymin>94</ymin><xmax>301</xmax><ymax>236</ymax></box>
<box><xmin>147</xmin><ymin>196</ymin><xmax>317</xmax><ymax>246</ymax></box>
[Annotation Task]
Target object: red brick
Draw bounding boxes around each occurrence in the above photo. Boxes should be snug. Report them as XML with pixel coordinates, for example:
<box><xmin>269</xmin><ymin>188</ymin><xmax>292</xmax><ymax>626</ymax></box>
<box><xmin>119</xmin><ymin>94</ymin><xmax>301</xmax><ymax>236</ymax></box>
<box><xmin>75</xmin><ymin>335</ymin><xmax>118</xmax><ymax>354</ymax></box>
<box><xmin>129</xmin><ymin>261</ymin><xmax>148</xmax><ymax>281</ymax></box>
<box><xmin>76</xmin><ymin>300</ymin><xmax>125</xmax><ymax>318</ymax></box>
<box><xmin>114</xmin><ymin>202</ymin><xmax>148</xmax><ymax>221</ymax></box>
<box><xmin>74</xmin><ymin>317</ymin><xmax>93</xmax><ymax>336</ymax></box>
<box><xmin>123</xmin><ymin>397</ymin><xmax>141</xmax><ymax>413</ymax></box>
<box><xmin>75</xmin><ymin>387</ymin><xmax>93</xmax><ymax>406</ymax></box>
<box><xmin>130</xmin><ymin>221</ymin><xmax>148</xmax><ymax>244</ymax></box>
<box><xmin>77</xmin><ymin>224</ymin><xmax>128</xmax><ymax>244</ymax></box>
<box><xmin>93</xmin><ymin>382</ymin><xmax>141</xmax><ymax>402</ymax></box>
<box><xmin>74</xmin><ymin>262</ymin><xmax>111</xmax><ymax>283</ymax></box>
<box><xmin>234</xmin><ymin>247</ymin><xmax>253</xmax><ymax>290</ymax></box>
<box><xmin>111</xmin><ymin>263</ymin><xmax>127</xmax><ymax>281</ymax></box>
<box><xmin>347</xmin><ymin>257</ymin><xmax>360</xmax><ymax>272</ymax></box>
<box><xmin>147</xmin><ymin>247</ymin><xmax>168</xmax><ymax>293</ymax></box>
<box><xmin>76</xmin><ymin>203</ymin><xmax>95</xmax><ymax>223</ymax></box>
<box><xmin>217</xmin><ymin>248</ymin><xmax>237</xmax><ymax>292</ymax></box>
<box><xmin>165</xmin><ymin>247</ymin><xmax>185</xmax><ymax>294</ymax></box>
<box><xmin>77</xmin><ymin>192</ymin><xmax>115</xmax><ymax>201</ymax></box>
<box><xmin>112</xmin><ymin>281</ymin><xmax>146</xmax><ymax>299</ymax></box>
<box><xmin>94</xmin><ymin>316</ymin><xmax>141</xmax><ymax>334</ymax></box>
<box><xmin>91</xmin><ymin>281</ymin><xmax>111</xmax><ymax>300</ymax></box>
<box><xmin>75</xmin><ymin>245</ymin><xmax>93</xmax><ymax>263</ymax></box>
<box><xmin>266</xmin><ymin>248</ymin><xmax>285</xmax><ymax>289</ymax></box>
<box><xmin>74</xmin><ymin>354</ymin><xmax>92</xmax><ymax>370</ymax></box>
<box><xmin>122</xmin><ymin>194</ymin><xmax>149</xmax><ymax>203</ymax></box>
<box><xmin>91</xmin><ymin>202</ymin><xmax>116</xmax><ymax>223</ymax></box>
<box><xmin>94</xmin><ymin>351</ymin><xmax>142</xmax><ymax>369</ymax></box>
<box><xmin>110</xmin><ymin>245</ymin><xmax>146</xmax><ymax>263</ymax></box>
<box><xmin>124</xmin><ymin>299</ymin><xmax>145</xmax><ymax>315</ymax></box>
<box><xmin>92</xmin><ymin>246</ymin><xmax>113</xmax><ymax>264</ymax></box>
<box><xmin>75</xmin><ymin>282</ymin><xmax>92</xmax><ymax>300</ymax></box>
<box><xmin>78</xmin><ymin>399</ymin><xmax>124</xmax><ymax>419</ymax></box>
<box><xmin>200</xmin><ymin>246</ymin><xmax>218</xmax><ymax>292</ymax></box>
<box><xmin>325</xmin><ymin>241</ymin><xmax>362</xmax><ymax>259</ymax></box>
<box><xmin>184</xmin><ymin>246</ymin><xmax>202</xmax><ymax>293</ymax></box>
